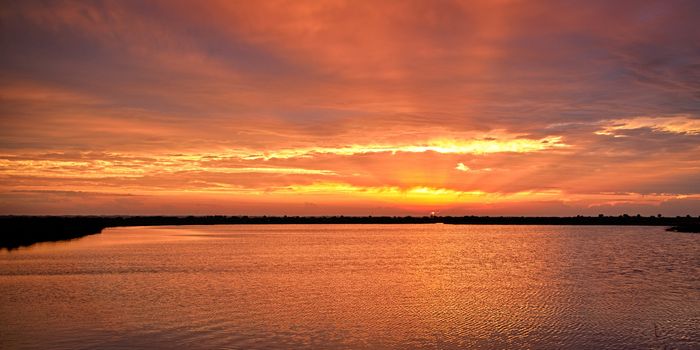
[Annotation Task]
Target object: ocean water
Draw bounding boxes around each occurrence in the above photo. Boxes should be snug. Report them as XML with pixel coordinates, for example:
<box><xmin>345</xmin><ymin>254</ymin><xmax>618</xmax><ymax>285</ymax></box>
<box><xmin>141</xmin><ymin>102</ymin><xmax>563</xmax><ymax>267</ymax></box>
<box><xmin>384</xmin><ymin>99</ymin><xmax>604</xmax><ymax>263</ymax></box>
<box><xmin>1</xmin><ymin>224</ymin><xmax>698</xmax><ymax>349</ymax></box>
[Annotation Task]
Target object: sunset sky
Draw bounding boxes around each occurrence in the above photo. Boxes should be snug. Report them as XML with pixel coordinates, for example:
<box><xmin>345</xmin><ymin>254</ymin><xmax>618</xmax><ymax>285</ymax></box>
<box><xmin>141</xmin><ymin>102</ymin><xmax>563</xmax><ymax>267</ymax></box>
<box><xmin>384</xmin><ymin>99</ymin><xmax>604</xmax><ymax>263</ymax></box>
<box><xmin>1</xmin><ymin>0</ymin><xmax>699</xmax><ymax>215</ymax></box>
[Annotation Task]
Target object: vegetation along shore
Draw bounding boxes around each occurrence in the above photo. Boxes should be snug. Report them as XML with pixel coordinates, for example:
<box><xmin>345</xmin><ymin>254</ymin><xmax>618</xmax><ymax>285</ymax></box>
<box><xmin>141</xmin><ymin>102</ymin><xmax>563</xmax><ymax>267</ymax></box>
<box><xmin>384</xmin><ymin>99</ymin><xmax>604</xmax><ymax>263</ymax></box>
<box><xmin>2</xmin><ymin>215</ymin><xmax>698</xmax><ymax>249</ymax></box>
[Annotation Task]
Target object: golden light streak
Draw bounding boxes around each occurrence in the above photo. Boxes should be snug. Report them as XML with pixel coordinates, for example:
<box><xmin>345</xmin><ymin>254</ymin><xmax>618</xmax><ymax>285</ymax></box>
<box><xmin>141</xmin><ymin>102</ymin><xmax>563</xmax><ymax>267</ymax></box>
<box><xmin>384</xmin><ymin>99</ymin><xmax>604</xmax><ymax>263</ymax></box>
<box><xmin>246</xmin><ymin>136</ymin><xmax>568</xmax><ymax>160</ymax></box>
<box><xmin>0</xmin><ymin>136</ymin><xmax>565</xmax><ymax>179</ymax></box>
<box><xmin>0</xmin><ymin>158</ymin><xmax>338</xmax><ymax>178</ymax></box>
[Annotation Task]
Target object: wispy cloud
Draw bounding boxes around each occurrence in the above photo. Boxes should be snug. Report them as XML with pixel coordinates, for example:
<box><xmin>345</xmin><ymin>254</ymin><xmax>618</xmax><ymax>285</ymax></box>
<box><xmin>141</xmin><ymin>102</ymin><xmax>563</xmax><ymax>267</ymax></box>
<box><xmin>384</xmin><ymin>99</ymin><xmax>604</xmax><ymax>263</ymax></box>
<box><xmin>595</xmin><ymin>116</ymin><xmax>700</xmax><ymax>136</ymax></box>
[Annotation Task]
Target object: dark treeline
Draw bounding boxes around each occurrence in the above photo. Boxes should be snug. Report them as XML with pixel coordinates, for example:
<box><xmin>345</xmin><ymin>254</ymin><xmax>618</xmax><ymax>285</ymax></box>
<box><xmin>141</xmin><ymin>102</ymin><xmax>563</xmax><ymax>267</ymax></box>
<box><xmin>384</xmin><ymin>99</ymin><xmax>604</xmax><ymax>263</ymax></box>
<box><xmin>2</xmin><ymin>215</ymin><xmax>699</xmax><ymax>249</ymax></box>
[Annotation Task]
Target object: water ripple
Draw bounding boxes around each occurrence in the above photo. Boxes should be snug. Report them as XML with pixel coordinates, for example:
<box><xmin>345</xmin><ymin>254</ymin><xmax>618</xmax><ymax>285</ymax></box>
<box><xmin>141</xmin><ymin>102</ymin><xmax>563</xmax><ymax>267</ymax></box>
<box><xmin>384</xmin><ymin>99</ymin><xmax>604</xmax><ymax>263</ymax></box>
<box><xmin>1</xmin><ymin>225</ymin><xmax>698</xmax><ymax>349</ymax></box>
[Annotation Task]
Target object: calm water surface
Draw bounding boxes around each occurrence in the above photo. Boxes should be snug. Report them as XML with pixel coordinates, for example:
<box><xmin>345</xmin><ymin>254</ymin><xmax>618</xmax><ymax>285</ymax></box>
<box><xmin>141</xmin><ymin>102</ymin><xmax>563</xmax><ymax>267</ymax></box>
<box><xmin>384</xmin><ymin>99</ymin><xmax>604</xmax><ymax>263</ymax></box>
<box><xmin>1</xmin><ymin>225</ymin><xmax>698</xmax><ymax>349</ymax></box>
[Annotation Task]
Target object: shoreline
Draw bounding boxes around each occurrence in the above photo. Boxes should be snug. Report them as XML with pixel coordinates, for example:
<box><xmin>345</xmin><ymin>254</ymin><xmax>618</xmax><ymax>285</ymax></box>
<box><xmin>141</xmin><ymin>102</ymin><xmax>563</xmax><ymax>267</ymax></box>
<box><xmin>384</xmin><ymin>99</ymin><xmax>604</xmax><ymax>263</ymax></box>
<box><xmin>2</xmin><ymin>215</ymin><xmax>699</xmax><ymax>249</ymax></box>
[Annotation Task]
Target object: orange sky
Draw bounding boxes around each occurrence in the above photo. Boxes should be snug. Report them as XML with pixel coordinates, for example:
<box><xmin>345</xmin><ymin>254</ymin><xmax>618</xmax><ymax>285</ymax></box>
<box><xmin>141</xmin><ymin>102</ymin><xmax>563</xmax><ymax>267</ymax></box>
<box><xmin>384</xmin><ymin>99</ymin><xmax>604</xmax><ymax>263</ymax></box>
<box><xmin>1</xmin><ymin>0</ymin><xmax>699</xmax><ymax>215</ymax></box>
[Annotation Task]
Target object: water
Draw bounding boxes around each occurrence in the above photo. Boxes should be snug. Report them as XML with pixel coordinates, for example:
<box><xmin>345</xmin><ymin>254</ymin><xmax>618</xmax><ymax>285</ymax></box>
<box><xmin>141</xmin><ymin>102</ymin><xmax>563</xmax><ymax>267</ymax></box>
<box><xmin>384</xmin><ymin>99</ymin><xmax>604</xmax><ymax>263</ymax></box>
<box><xmin>1</xmin><ymin>224</ymin><xmax>698</xmax><ymax>349</ymax></box>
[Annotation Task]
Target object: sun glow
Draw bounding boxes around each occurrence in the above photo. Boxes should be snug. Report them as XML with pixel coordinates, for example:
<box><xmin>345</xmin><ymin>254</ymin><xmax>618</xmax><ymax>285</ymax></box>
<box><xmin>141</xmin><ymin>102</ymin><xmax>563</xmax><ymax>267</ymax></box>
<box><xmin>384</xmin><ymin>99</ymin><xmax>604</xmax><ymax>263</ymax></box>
<box><xmin>277</xmin><ymin>182</ymin><xmax>563</xmax><ymax>205</ymax></box>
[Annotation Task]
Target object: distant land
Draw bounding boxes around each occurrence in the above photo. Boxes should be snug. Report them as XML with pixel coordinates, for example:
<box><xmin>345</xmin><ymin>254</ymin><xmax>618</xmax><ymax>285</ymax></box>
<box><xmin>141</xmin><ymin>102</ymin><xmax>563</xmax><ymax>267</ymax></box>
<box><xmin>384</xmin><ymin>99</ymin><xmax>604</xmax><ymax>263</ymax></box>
<box><xmin>2</xmin><ymin>215</ymin><xmax>699</xmax><ymax>249</ymax></box>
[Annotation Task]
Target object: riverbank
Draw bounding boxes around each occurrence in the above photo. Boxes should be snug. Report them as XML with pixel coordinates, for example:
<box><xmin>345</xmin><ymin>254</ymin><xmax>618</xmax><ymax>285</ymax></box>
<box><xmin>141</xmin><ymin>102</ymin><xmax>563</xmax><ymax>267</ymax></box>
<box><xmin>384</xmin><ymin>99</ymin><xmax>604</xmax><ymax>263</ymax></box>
<box><xmin>2</xmin><ymin>215</ymin><xmax>698</xmax><ymax>249</ymax></box>
<box><xmin>667</xmin><ymin>224</ymin><xmax>700</xmax><ymax>233</ymax></box>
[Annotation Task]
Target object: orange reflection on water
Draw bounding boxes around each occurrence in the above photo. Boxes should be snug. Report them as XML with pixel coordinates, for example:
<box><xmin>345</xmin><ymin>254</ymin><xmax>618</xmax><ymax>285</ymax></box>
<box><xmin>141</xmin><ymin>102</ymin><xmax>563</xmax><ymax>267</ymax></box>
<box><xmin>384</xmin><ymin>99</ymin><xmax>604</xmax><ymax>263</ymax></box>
<box><xmin>1</xmin><ymin>224</ymin><xmax>698</xmax><ymax>349</ymax></box>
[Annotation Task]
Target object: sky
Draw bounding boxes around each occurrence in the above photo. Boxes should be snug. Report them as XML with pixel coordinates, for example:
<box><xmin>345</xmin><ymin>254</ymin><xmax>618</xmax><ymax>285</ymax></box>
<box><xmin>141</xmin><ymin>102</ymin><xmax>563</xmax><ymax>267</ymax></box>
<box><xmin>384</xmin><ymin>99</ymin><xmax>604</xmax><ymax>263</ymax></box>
<box><xmin>1</xmin><ymin>0</ymin><xmax>699</xmax><ymax>216</ymax></box>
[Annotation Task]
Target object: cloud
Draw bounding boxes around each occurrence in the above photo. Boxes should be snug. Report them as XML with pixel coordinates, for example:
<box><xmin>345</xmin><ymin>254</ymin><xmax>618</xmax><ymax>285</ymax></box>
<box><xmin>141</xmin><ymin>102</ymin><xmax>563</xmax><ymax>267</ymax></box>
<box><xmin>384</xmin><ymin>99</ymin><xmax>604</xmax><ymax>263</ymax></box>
<box><xmin>0</xmin><ymin>1</ymin><xmax>699</xmax><ymax>215</ymax></box>
<box><xmin>455</xmin><ymin>162</ymin><xmax>493</xmax><ymax>172</ymax></box>
<box><xmin>455</xmin><ymin>163</ymin><xmax>470</xmax><ymax>172</ymax></box>
<box><xmin>243</xmin><ymin>135</ymin><xmax>567</xmax><ymax>160</ymax></box>
<box><xmin>595</xmin><ymin>115</ymin><xmax>700</xmax><ymax>136</ymax></box>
